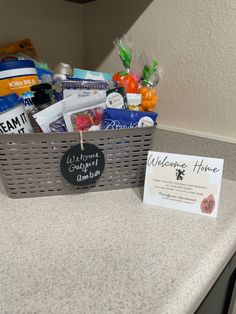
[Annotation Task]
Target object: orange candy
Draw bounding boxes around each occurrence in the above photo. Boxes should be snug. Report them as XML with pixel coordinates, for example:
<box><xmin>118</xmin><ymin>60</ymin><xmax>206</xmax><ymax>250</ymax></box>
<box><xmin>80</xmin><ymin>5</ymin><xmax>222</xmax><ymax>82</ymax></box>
<box><xmin>138</xmin><ymin>86</ymin><xmax>158</xmax><ymax>111</ymax></box>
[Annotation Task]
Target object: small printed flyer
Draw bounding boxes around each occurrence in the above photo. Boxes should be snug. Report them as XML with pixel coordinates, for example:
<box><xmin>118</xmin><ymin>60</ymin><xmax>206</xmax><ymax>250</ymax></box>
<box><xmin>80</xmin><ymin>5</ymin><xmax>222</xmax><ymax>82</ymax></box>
<box><xmin>143</xmin><ymin>152</ymin><xmax>224</xmax><ymax>217</ymax></box>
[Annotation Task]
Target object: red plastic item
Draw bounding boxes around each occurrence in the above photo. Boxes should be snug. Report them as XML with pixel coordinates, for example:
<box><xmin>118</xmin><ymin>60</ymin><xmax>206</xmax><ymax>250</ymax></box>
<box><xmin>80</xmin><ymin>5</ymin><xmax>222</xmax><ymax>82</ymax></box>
<box><xmin>112</xmin><ymin>72</ymin><xmax>138</xmax><ymax>94</ymax></box>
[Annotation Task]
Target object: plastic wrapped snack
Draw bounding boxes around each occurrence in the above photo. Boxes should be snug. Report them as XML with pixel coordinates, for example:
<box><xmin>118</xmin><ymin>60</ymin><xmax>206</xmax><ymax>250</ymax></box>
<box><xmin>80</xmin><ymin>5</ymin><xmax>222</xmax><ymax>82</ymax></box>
<box><xmin>70</xmin><ymin>105</ymin><xmax>104</xmax><ymax>132</ymax></box>
<box><xmin>63</xmin><ymin>93</ymin><xmax>106</xmax><ymax>132</ymax></box>
<box><xmin>32</xmin><ymin>95</ymin><xmax>83</xmax><ymax>133</ymax></box>
<box><xmin>138</xmin><ymin>59</ymin><xmax>160</xmax><ymax>112</ymax></box>
<box><xmin>33</xmin><ymin>100</ymin><xmax>67</xmax><ymax>133</ymax></box>
<box><xmin>112</xmin><ymin>37</ymin><xmax>138</xmax><ymax>93</ymax></box>
<box><xmin>102</xmin><ymin>108</ymin><xmax>158</xmax><ymax>130</ymax></box>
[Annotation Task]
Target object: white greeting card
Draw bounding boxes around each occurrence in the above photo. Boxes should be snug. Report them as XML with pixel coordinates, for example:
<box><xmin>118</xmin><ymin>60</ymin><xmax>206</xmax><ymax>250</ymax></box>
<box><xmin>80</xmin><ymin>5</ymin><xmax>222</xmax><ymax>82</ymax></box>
<box><xmin>143</xmin><ymin>152</ymin><xmax>224</xmax><ymax>217</ymax></box>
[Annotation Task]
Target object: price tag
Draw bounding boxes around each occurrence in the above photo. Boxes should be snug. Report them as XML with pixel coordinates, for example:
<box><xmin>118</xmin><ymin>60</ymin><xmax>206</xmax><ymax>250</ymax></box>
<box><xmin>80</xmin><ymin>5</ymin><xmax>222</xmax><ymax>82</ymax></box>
<box><xmin>60</xmin><ymin>143</ymin><xmax>105</xmax><ymax>186</ymax></box>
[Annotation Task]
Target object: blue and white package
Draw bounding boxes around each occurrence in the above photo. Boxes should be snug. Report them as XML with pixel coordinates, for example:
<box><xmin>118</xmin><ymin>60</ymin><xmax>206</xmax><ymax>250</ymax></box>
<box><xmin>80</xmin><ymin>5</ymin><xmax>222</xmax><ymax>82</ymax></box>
<box><xmin>102</xmin><ymin>108</ymin><xmax>158</xmax><ymax>130</ymax></box>
<box><xmin>52</xmin><ymin>78</ymin><xmax>116</xmax><ymax>101</ymax></box>
<box><xmin>36</xmin><ymin>67</ymin><xmax>53</xmax><ymax>84</ymax></box>
<box><xmin>73</xmin><ymin>68</ymin><xmax>112</xmax><ymax>81</ymax></box>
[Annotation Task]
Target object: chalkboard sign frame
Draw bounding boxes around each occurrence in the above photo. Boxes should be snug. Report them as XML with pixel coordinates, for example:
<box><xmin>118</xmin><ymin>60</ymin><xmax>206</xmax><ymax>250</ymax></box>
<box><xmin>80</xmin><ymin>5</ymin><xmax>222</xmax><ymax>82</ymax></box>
<box><xmin>60</xmin><ymin>143</ymin><xmax>105</xmax><ymax>187</ymax></box>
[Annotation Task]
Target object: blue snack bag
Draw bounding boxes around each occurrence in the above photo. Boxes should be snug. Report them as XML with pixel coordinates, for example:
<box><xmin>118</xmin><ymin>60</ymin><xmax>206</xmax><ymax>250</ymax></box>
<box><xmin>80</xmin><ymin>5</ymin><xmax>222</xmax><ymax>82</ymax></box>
<box><xmin>102</xmin><ymin>108</ymin><xmax>158</xmax><ymax>129</ymax></box>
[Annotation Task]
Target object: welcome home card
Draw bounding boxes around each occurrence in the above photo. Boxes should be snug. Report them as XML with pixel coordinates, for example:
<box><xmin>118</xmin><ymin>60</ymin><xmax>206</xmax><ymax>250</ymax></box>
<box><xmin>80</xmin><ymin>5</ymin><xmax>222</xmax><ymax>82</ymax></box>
<box><xmin>143</xmin><ymin>152</ymin><xmax>224</xmax><ymax>217</ymax></box>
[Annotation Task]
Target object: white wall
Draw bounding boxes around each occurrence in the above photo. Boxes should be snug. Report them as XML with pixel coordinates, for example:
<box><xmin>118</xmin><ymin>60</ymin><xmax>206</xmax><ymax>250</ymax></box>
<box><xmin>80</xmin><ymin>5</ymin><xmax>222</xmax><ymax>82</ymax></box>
<box><xmin>0</xmin><ymin>0</ymin><xmax>84</xmax><ymax>68</ymax></box>
<box><xmin>85</xmin><ymin>0</ymin><xmax>236</xmax><ymax>142</ymax></box>
<box><xmin>1</xmin><ymin>0</ymin><xmax>235</xmax><ymax>141</ymax></box>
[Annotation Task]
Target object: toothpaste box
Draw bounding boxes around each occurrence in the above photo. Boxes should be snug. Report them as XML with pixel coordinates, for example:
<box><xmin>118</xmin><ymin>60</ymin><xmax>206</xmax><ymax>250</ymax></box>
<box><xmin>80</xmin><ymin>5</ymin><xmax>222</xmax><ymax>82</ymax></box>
<box><xmin>73</xmin><ymin>68</ymin><xmax>112</xmax><ymax>81</ymax></box>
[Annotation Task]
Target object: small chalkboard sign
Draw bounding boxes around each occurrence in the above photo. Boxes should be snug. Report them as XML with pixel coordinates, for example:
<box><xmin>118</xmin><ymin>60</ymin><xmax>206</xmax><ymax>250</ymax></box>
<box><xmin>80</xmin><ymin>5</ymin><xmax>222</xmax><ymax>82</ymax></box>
<box><xmin>60</xmin><ymin>143</ymin><xmax>105</xmax><ymax>186</ymax></box>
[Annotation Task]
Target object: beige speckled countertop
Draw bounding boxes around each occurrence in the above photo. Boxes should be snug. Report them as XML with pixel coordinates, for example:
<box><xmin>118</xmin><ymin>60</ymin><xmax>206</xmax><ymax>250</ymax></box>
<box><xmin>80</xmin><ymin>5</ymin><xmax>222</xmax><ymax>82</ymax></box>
<box><xmin>0</xmin><ymin>129</ymin><xmax>236</xmax><ymax>314</ymax></box>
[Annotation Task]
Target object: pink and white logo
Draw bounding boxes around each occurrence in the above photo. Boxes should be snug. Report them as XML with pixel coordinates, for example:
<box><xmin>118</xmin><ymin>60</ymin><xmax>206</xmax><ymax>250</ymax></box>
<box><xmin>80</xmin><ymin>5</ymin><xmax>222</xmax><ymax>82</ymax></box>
<box><xmin>200</xmin><ymin>194</ymin><xmax>216</xmax><ymax>214</ymax></box>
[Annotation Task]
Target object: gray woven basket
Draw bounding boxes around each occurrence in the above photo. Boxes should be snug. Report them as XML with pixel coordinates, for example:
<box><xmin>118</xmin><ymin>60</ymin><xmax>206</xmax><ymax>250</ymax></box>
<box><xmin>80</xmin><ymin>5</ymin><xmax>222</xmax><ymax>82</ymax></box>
<box><xmin>0</xmin><ymin>127</ymin><xmax>155</xmax><ymax>198</ymax></box>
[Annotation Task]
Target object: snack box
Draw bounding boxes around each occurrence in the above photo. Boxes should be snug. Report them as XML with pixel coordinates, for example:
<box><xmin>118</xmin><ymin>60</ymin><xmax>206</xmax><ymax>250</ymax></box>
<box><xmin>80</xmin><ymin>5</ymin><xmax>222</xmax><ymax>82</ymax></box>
<box><xmin>52</xmin><ymin>78</ymin><xmax>117</xmax><ymax>101</ymax></box>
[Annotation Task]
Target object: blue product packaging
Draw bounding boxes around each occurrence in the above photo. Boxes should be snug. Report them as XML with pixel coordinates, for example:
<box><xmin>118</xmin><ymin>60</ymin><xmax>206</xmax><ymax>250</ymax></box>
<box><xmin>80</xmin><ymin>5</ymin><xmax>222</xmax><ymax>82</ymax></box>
<box><xmin>36</xmin><ymin>67</ymin><xmax>53</xmax><ymax>84</ymax></box>
<box><xmin>102</xmin><ymin>108</ymin><xmax>158</xmax><ymax>130</ymax></box>
<box><xmin>21</xmin><ymin>91</ymin><xmax>35</xmax><ymax>111</ymax></box>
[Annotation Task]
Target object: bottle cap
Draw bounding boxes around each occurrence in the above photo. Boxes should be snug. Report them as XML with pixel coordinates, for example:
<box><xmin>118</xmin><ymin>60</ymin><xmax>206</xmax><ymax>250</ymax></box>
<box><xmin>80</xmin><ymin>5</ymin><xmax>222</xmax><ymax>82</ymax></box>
<box><xmin>54</xmin><ymin>62</ymin><xmax>73</xmax><ymax>76</ymax></box>
<box><xmin>30</xmin><ymin>83</ymin><xmax>52</xmax><ymax>106</ymax></box>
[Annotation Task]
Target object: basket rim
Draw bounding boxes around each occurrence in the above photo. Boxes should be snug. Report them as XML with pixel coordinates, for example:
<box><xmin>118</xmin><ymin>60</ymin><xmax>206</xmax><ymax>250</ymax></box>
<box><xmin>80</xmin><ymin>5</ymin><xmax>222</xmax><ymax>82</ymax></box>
<box><xmin>0</xmin><ymin>126</ymin><xmax>157</xmax><ymax>142</ymax></box>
